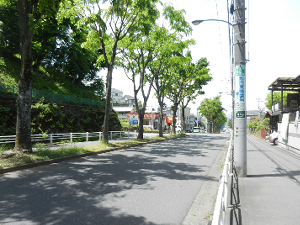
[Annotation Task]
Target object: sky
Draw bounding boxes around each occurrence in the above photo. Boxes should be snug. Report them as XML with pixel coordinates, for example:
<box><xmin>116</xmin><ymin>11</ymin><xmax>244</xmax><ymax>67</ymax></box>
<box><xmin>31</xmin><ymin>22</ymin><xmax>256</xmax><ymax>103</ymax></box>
<box><xmin>101</xmin><ymin>0</ymin><xmax>300</xmax><ymax>116</ymax></box>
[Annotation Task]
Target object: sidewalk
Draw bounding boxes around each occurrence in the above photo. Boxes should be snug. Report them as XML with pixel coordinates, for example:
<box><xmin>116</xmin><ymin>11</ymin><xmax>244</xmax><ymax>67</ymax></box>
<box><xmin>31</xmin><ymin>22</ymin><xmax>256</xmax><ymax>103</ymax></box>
<box><xmin>236</xmin><ymin>135</ymin><xmax>300</xmax><ymax>225</ymax></box>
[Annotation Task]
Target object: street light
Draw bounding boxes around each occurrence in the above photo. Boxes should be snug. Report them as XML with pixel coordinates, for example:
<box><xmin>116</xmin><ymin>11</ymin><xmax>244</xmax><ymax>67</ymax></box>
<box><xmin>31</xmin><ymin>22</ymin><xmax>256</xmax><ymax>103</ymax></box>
<box><xmin>192</xmin><ymin>13</ymin><xmax>247</xmax><ymax>178</ymax></box>
<box><xmin>192</xmin><ymin>18</ymin><xmax>235</xmax><ymax>135</ymax></box>
<box><xmin>192</xmin><ymin>19</ymin><xmax>234</xmax><ymax>27</ymax></box>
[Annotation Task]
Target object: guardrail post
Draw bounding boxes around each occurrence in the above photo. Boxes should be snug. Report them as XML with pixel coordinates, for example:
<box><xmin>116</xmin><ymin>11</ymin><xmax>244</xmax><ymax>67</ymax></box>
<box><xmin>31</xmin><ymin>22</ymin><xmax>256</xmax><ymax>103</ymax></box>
<box><xmin>86</xmin><ymin>132</ymin><xmax>88</xmax><ymax>142</ymax></box>
<box><xmin>110</xmin><ymin>131</ymin><xmax>112</xmax><ymax>140</ymax></box>
<box><xmin>99</xmin><ymin>132</ymin><xmax>102</xmax><ymax>142</ymax></box>
<box><xmin>120</xmin><ymin>131</ymin><xmax>121</xmax><ymax>138</ymax></box>
<box><xmin>70</xmin><ymin>133</ymin><xmax>73</xmax><ymax>143</ymax></box>
<box><xmin>50</xmin><ymin>134</ymin><xmax>53</xmax><ymax>146</ymax></box>
<box><xmin>128</xmin><ymin>131</ymin><xmax>129</xmax><ymax>139</ymax></box>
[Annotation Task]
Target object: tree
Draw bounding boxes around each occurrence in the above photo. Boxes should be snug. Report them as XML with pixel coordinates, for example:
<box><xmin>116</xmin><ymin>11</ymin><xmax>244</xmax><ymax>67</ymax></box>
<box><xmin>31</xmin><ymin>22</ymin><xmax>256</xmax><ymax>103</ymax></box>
<box><xmin>198</xmin><ymin>96</ymin><xmax>225</xmax><ymax>133</ymax></box>
<box><xmin>119</xmin><ymin>33</ymin><xmax>156</xmax><ymax>140</ymax></box>
<box><xmin>149</xmin><ymin>4</ymin><xmax>193</xmax><ymax>137</ymax></box>
<box><xmin>165</xmin><ymin>53</ymin><xmax>212</xmax><ymax>133</ymax></box>
<box><xmin>65</xmin><ymin>0</ymin><xmax>159</xmax><ymax>143</ymax></box>
<box><xmin>179</xmin><ymin>56</ymin><xmax>211</xmax><ymax>131</ymax></box>
<box><xmin>15</xmin><ymin>0</ymin><xmax>62</xmax><ymax>152</ymax></box>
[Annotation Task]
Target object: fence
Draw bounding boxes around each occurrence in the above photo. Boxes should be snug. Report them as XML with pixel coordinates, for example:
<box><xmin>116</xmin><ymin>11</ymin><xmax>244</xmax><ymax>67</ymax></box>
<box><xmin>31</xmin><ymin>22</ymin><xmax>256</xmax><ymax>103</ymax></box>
<box><xmin>212</xmin><ymin>133</ymin><xmax>240</xmax><ymax>225</ymax></box>
<box><xmin>0</xmin><ymin>131</ymin><xmax>129</xmax><ymax>146</ymax></box>
<box><xmin>0</xmin><ymin>83</ymin><xmax>105</xmax><ymax>108</ymax></box>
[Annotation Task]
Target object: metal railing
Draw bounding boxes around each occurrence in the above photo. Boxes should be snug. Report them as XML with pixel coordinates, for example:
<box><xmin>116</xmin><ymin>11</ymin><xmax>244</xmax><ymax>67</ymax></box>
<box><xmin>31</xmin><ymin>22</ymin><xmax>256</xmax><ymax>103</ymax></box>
<box><xmin>212</xmin><ymin>133</ymin><xmax>240</xmax><ymax>225</ymax></box>
<box><xmin>0</xmin><ymin>131</ymin><xmax>129</xmax><ymax>146</ymax></box>
<box><xmin>0</xmin><ymin>83</ymin><xmax>105</xmax><ymax>108</ymax></box>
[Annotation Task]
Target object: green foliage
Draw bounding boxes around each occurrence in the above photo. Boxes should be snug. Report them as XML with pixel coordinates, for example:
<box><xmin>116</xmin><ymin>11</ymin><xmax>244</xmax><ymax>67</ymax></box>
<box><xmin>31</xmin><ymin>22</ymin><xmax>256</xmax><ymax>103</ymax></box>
<box><xmin>247</xmin><ymin>117</ymin><xmax>269</xmax><ymax>133</ymax></box>
<box><xmin>0</xmin><ymin>0</ymin><xmax>19</xmax><ymax>55</ymax></box>
<box><xmin>0</xmin><ymin>104</ymin><xmax>16</xmax><ymax>135</ymax></box>
<box><xmin>265</xmin><ymin>91</ymin><xmax>297</xmax><ymax>110</ymax></box>
<box><xmin>198</xmin><ymin>96</ymin><xmax>226</xmax><ymax>133</ymax></box>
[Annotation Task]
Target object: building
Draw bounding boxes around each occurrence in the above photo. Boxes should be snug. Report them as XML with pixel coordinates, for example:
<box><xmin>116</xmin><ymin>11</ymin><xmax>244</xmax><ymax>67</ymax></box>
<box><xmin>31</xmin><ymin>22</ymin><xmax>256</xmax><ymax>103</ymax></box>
<box><xmin>111</xmin><ymin>88</ymin><xmax>125</xmax><ymax>104</ymax></box>
<box><xmin>268</xmin><ymin>75</ymin><xmax>300</xmax><ymax>150</ymax></box>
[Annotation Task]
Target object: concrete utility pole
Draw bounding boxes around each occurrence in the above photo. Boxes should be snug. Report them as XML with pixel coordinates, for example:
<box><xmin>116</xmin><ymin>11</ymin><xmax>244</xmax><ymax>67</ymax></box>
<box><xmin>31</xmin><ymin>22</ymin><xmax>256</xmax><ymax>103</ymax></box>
<box><xmin>234</xmin><ymin>0</ymin><xmax>247</xmax><ymax>177</ymax></box>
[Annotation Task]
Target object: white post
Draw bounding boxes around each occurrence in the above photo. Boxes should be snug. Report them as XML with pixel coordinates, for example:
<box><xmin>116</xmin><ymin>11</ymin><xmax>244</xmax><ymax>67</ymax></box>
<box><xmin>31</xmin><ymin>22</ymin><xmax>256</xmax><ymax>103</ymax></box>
<box><xmin>70</xmin><ymin>133</ymin><xmax>73</xmax><ymax>143</ymax></box>
<box><xmin>50</xmin><ymin>134</ymin><xmax>53</xmax><ymax>146</ymax></box>
<box><xmin>86</xmin><ymin>132</ymin><xmax>88</xmax><ymax>142</ymax></box>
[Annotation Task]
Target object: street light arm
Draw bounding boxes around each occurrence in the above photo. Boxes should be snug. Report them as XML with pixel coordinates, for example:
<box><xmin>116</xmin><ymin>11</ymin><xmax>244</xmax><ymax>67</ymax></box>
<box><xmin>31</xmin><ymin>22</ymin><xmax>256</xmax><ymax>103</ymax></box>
<box><xmin>192</xmin><ymin>19</ymin><xmax>233</xmax><ymax>27</ymax></box>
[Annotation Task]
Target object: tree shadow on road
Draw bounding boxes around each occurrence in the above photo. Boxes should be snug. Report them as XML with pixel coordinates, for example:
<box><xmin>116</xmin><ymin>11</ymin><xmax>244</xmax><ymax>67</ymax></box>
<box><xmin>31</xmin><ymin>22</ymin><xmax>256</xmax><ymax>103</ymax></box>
<box><xmin>0</xmin><ymin>135</ymin><xmax>228</xmax><ymax>225</ymax></box>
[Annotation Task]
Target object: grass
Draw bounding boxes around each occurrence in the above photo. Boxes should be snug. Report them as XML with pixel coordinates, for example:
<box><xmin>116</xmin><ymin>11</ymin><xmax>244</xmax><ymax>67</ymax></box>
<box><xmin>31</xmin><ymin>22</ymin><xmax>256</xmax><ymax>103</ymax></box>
<box><xmin>0</xmin><ymin>133</ymin><xmax>185</xmax><ymax>170</ymax></box>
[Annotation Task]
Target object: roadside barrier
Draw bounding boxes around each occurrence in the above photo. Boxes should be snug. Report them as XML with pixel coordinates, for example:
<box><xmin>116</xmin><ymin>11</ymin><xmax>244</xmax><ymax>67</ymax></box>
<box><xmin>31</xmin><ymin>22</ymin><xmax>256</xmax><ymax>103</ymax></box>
<box><xmin>0</xmin><ymin>131</ymin><xmax>129</xmax><ymax>146</ymax></box>
<box><xmin>212</xmin><ymin>133</ymin><xmax>240</xmax><ymax>225</ymax></box>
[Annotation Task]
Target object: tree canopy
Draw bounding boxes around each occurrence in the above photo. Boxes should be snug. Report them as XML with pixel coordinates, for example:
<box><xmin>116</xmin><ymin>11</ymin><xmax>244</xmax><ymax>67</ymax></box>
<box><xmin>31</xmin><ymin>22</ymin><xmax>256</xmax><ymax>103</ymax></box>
<box><xmin>198</xmin><ymin>96</ymin><xmax>227</xmax><ymax>133</ymax></box>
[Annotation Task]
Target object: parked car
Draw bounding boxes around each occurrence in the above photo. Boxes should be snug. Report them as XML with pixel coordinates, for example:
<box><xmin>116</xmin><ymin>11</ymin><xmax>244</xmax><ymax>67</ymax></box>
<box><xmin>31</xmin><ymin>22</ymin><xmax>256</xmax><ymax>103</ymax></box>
<box><xmin>269</xmin><ymin>131</ymin><xmax>279</xmax><ymax>145</ymax></box>
<box><xmin>185</xmin><ymin>129</ymin><xmax>192</xmax><ymax>133</ymax></box>
<box><xmin>193</xmin><ymin>127</ymin><xmax>200</xmax><ymax>133</ymax></box>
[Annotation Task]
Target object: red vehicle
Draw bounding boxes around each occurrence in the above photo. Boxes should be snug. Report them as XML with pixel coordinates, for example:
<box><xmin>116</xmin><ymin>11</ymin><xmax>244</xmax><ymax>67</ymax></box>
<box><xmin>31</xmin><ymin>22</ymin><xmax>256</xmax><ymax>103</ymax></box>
<box><xmin>269</xmin><ymin>131</ymin><xmax>279</xmax><ymax>145</ymax></box>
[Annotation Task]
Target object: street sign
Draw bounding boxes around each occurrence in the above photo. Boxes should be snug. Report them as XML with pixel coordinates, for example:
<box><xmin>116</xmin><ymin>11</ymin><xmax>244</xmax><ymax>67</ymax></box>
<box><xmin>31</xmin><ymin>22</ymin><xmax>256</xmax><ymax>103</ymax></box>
<box><xmin>129</xmin><ymin>115</ymin><xmax>138</xmax><ymax>125</ymax></box>
<box><xmin>236</xmin><ymin>111</ymin><xmax>246</xmax><ymax>119</ymax></box>
<box><xmin>235</xmin><ymin>65</ymin><xmax>246</xmax><ymax>119</ymax></box>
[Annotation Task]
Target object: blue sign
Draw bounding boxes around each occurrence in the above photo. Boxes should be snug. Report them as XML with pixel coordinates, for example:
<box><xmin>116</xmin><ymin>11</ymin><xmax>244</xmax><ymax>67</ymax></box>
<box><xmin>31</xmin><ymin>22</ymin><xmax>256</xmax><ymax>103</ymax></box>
<box><xmin>130</xmin><ymin>115</ymin><xmax>138</xmax><ymax>125</ymax></box>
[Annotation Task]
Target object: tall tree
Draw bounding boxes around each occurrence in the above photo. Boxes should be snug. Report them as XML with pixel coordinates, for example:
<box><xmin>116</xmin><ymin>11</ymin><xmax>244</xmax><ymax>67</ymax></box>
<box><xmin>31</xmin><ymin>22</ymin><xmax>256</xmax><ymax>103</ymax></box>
<box><xmin>119</xmin><ymin>31</ymin><xmax>157</xmax><ymax>140</ymax></box>
<box><xmin>149</xmin><ymin>4</ymin><xmax>193</xmax><ymax>137</ymax></box>
<box><xmin>65</xmin><ymin>0</ymin><xmax>159</xmax><ymax>143</ymax></box>
<box><xmin>179</xmin><ymin>57</ymin><xmax>211</xmax><ymax>130</ymax></box>
<box><xmin>15</xmin><ymin>0</ymin><xmax>62</xmax><ymax>152</ymax></box>
<box><xmin>198</xmin><ymin>96</ymin><xmax>225</xmax><ymax>133</ymax></box>
<box><xmin>166</xmin><ymin>53</ymin><xmax>212</xmax><ymax>133</ymax></box>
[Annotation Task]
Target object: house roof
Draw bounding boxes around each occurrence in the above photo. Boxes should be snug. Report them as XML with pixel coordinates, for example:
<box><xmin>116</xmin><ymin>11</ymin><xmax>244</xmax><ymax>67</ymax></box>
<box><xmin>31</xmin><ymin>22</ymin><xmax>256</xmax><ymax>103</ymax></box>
<box><xmin>268</xmin><ymin>75</ymin><xmax>300</xmax><ymax>91</ymax></box>
<box><xmin>124</xmin><ymin>95</ymin><xmax>134</xmax><ymax>100</ymax></box>
<box><xmin>113</xmin><ymin>106</ymin><xmax>134</xmax><ymax>112</ymax></box>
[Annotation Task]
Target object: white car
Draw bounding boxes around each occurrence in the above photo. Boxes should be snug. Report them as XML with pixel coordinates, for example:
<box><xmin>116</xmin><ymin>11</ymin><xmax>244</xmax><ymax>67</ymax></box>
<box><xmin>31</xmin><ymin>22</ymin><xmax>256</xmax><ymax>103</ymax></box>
<box><xmin>193</xmin><ymin>127</ymin><xmax>200</xmax><ymax>133</ymax></box>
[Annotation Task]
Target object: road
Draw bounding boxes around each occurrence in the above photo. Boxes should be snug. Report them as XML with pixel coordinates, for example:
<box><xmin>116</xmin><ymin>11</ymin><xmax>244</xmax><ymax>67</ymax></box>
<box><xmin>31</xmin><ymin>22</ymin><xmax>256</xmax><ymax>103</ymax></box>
<box><xmin>0</xmin><ymin>133</ymin><xmax>229</xmax><ymax>225</ymax></box>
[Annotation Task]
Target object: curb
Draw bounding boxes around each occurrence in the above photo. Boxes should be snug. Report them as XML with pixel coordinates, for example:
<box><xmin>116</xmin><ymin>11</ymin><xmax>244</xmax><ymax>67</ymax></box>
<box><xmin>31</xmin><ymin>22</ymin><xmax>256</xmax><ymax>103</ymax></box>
<box><xmin>0</xmin><ymin>135</ymin><xmax>186</xmax><ymax>174</ymax></box>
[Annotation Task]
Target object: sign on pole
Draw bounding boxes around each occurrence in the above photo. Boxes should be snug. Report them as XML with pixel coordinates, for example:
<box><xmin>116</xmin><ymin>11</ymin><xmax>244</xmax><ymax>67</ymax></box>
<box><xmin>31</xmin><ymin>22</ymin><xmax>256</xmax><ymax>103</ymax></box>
<box><xmin>235</xmin><ymin>65</ymin><xmax>246</xmax><ymax>119</ymax></box>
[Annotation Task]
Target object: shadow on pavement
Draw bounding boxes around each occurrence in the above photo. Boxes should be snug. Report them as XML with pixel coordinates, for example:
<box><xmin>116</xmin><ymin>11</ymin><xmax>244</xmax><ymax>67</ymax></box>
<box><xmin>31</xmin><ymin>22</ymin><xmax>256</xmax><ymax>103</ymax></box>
<box><xmin>0</xmin><ymin>135</ymin><xmax>229</xmax><ymax>225</ymax></box>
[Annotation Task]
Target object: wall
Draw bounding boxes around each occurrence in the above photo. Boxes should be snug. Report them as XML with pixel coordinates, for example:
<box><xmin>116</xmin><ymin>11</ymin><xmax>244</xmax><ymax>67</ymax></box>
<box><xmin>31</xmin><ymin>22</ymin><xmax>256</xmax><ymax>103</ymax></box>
<box><xmin>278</xmin><ymin>114</ymin><xmax>300</xmax><ymax>151</ymax></box>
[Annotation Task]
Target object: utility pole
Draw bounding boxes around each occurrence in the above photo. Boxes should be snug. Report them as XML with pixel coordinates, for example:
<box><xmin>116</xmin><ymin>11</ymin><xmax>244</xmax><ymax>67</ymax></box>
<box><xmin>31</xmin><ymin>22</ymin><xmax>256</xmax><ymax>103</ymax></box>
<box><xmin>234</xmin><ymin>0</ymin><xmax>247</xmax><ymax>177</ymax></box>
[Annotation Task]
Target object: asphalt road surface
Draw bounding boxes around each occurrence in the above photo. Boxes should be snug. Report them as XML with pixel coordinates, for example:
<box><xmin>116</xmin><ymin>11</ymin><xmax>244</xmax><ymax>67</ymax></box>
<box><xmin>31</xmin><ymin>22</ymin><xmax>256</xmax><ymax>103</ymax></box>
<box><xmin>0</xmin><ymin>133</ymin><xmax>229</xmax><ymax>225</ymax></box>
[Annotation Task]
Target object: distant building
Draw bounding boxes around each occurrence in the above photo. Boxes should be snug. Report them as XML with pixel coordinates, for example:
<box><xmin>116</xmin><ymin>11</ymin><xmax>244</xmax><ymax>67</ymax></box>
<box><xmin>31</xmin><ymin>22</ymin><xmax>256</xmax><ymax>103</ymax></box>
<box><xmin>111</xmin><ymin>88</ymin><xmax>125</xmax><ymax>104</ymax></box>
<box><xmin>124</xmin><ymin>95</ymin><xmax>135</xmax><ymax>106</ymax></box>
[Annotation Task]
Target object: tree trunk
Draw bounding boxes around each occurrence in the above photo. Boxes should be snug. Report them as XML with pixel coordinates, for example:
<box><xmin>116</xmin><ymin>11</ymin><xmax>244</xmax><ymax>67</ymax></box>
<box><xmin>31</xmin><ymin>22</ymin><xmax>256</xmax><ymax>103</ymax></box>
<box><xmin>172</xmin><ymin>102</ymin><xmax>178</xmax><ymax>133</ymax></box>
<box><xmin>15</xmin><ymin>0</ymin><xmax>35</xmax><ymax>152</ymax></box>
<box><xmin>158</xmin><ymin>103</ymin><xmax>164</xmax><ymax>137</ymax></box>
<box><xmin>181</xmin><ymin>106</ymin><xmax>185</xmax><ymax>131</ymax></box>
<box><xmin>102</xmin><ymin>65</ymin><xmax>113</xmax><ymax>143</ymax></box>
<box><xmin>137</xmin><ymin>111</ymin><xmax>145</xmax><ymax>140</ymax></box>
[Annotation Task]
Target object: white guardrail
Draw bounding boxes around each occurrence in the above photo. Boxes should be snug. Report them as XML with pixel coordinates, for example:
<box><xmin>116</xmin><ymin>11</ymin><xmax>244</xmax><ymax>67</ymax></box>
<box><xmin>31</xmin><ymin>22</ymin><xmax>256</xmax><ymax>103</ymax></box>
<box><xmin>0</xmin><ymin>131</ymin><xmax>129</xmax><ymax>146</ymax></box>
<box><xmin>211</xmin><ymin>133</ymin><xmax>233</xmax><ymax>225</ymax></box>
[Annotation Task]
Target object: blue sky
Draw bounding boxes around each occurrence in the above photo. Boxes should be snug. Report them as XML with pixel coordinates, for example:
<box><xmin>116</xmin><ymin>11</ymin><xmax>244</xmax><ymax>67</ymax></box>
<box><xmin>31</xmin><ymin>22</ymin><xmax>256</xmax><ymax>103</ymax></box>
<box><xmin>109</xmin><ymin>0</ymin><xmax>300</xmax><ymax>115</ymax></box>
